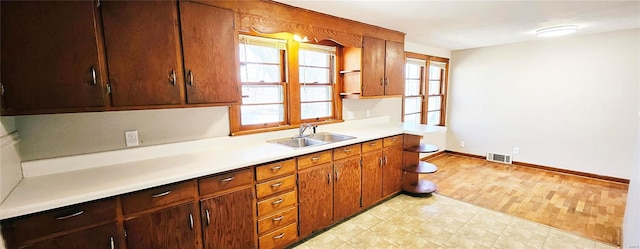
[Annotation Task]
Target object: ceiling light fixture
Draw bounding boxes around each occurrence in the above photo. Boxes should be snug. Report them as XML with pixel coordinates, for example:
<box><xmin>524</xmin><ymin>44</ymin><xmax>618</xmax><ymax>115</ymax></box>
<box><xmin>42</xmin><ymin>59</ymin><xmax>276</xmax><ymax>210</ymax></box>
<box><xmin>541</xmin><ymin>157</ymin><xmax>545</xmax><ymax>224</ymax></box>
<box><xmin>536</xmin><ymin>25</ymin><xmax>578</xmax><ymax>37</ymax></box>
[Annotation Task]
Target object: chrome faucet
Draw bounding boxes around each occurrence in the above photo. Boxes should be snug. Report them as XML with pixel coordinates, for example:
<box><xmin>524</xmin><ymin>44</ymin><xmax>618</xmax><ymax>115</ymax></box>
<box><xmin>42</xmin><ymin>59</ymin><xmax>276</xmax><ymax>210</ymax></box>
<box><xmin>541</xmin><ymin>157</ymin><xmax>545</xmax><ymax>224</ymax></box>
<box><xmin>298</xmin><ymin>123</ymin><xmax>317</xmax><ymax>138</ymax></box>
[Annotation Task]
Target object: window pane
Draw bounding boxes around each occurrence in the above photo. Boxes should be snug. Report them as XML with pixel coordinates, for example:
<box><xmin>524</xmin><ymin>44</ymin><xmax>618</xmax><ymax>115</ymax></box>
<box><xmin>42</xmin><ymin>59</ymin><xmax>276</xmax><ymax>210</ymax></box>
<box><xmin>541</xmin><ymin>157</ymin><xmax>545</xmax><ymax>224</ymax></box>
<box><xmin>239</xmin><ymin>44</ymin><xmax>280</xmax><ymax>64</ymax></box>
<box><xmin>300</xmin><ymin>67</ymin><xmax>329</xmax><ymax>83</ymax></box>
<box><xmin>241</xmin><ymin>104</ymin><xmax>284</xmax><ymax>125</ymax></box>
<box><xmin>242</xmin><ymin>85</ymin><xmax>283</xmax><ymax>104</ymax></box>
<box><xmin>241</xmin><ymin>64</ymin><xmax>281</xmax><ymax>83</ymax></box>
<box><xmin>429</xmin><ymin>66</ymin><xmax>441</xmax><ymax>80</ymax></box>
<box><xmin>427</xmin><ymin>111</ymin><xmax>441</xmax><ymax>125</ymax></box>
<box><xmin>404</xmin><ymin>97</ymin><xmax>421</xmax><ymax>114</ymax></box>
<box><xmin>428</xmin><ymin>96</ymin><xmax>441</xmax><ymax>111</ymax></box>
<box><xmin>405</xmin><ymin>79</ymin><xmax>420</xmax><ymax>96</ymax></box>
<box><xmin>405</xmin><ymin>63</ymin><xmax>421</xmax><ymax>79</ymax></box>
<box><xmin>301</xmin><ymin>85</ymin><xmax>332</xmax><ymax>102</ymax></box>
<box><xmin>301</xmin><ymin>102</ymin><xmax>332</xmax><ymax>119</ymax></box>
<box><xmin>428</xmin><ymin>80</ymin><xmax>441</xmax><ymax>95</ymax></box>
<box><xmin>404</xmin><ymin>113</ymin><xmax>420</xmax><ymax>124</ymax></box>
<box><xmin>299</xmin><ymin>50</ymin><xmax>329</xmax><ymax>67</ymax></box>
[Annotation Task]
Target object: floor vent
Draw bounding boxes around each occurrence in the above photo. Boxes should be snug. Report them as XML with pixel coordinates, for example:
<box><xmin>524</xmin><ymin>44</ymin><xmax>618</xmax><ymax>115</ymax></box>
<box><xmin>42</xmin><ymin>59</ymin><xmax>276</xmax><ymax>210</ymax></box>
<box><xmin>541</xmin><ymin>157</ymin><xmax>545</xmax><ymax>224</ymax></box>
<box><xmin>486</xmin><ymin>152</ymin><xmax>513</xmax><ymax>164</ymax></box>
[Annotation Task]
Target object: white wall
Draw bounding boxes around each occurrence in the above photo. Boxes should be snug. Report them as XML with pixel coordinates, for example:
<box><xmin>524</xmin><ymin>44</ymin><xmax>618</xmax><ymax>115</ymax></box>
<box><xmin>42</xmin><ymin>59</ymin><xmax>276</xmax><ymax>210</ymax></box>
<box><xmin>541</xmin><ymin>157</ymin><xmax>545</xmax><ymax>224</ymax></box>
<box><xmin>622</xmin><ymin>86</ymin><xmax>640</xmax><ymax>249</ymax></box>
<box><xmin>342</xmin><ymin>98</ymin><xmax>403</xmax><ymax>122</ymax></box>
<box><xmin>447</xmin><ymin>29</ymin><xmax>639</xmax><ymax>179</ymax></box>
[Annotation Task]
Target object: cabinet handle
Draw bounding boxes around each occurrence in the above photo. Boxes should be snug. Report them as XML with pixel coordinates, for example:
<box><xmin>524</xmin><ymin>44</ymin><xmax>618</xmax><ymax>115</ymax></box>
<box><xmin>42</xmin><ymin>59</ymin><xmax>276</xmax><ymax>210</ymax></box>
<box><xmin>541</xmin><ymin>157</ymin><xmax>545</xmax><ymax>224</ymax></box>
<box><xmin>188</xmin><ymin>70</ymin><xmax>194</xmax><ymax>86</ymax></box>
<box><xmin>369</xmin><ymin>142</ymin><xmax>377</xmax><ymax>146</ymax></box>
<box><xmin>273</xmin><ymin>233</ymin><xmax>285</xmax><ymax>239</ymax></box>
<box><xmin>91</xmin><ymin>66</ymin><xmax>97</xmax><ymax>85</ymax></box>
<box><xmin>270</xmin><ymin>165</ymin><xmax>282</xmax><ymax>171</ymax></box>
<box><xmin>380</xmin><ymin>78</ymin><xmax>384</xmax><ymax>85</ymax></box>
<box><xmin>383</xmin><ymin>156</ymin><xmax>388</xmax><ymax>166</ymax></box>
<box><xmin>335</xmin><ymin>170</ymin><xmax>340</xmax><ymax>182</ymax></box>
<box><xmin>169</xmin><ymin>70</ymin><xmax>176</xmax><ymax>85</ymax></box>
<box><xmin>205</xmin><ymin>209</ymin><xmax>210</xmax><ymax>225</ymax></box>
<box><xmin>379</xmin><ymin>157</ymin><xmax>384</xmax><ymax>167</ymax></box>
<box><xmin>273</xmin><ymin>215</ymin><xmax>284</xmax><ymax>221</ymax></box>
<box><xmin>385</xmin><ymin>78</ymin><xmax>389</xmax><ymax>85</ymax></box>
<box><xmin>151</xmin><ymin>190</ymin><xmax>171</xmax><ymax>198</ymax></box>
<box><xmin>55</xmin><ymin>210</ymin><xmax>84</xmax><ymax>220</ymax></box>
<box><xmin>110</xmin><ymin>236</ymin><xmax>115</xmax><ymax>249</ymax></box>
<box><xmin>311</xmin><ymin>157</ymin><xmax>320</xmax><ymax>162</ymax></box>
<box><xmin>219</xmin><ymin>176</ymin><xmax>235</xmax><ymax>182</ymax></box>
<box><xmin>391</xmin><ymin>137</ymin><xmax>398</xmax><ymax>141</ymax></box>
<box><xmin>327</xmin><ymin>173</ymin><xmax>331</xmax><ymax>184</ymax></box>
<box><xmin>343</xmin><ymin>148</ymin><xmax>352</xmax><ymax>153</ymax></box>
<box><xmin>270</xmin><ymin>182</ymin><xmax>283</xmax><ymax>188</ymax></box>
<box><xmin>189</xmin><ymin>213</ymin><xmax>194</xmax><ymax>230</ymax></box>
<box><xmin>272</xmin><ymin>198</ymin><xmax>284</xmax><ymax>205</ymax></box>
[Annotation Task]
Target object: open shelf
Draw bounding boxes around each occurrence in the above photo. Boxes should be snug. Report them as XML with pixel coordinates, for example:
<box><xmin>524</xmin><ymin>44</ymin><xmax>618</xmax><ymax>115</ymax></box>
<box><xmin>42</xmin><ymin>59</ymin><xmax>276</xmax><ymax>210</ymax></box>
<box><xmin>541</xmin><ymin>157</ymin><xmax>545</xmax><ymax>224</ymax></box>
<box><xmin>404</xmin><ymin>144</ymin><xmax>438</xmax><ymax>153</ymax></box>
<box><xmin>403</xmin><ymin>161</ymin><xmax>438</xmax><ymax>174</ymax></box>
<box><xmin>339</xmin><ymin>69</ymin><xmax>360</xmax><ymax>74</ymax></box>
<box><xmin>402</xmin><ymin>179</ymin><xmax>437</xmax><ymax>196</ymax></box>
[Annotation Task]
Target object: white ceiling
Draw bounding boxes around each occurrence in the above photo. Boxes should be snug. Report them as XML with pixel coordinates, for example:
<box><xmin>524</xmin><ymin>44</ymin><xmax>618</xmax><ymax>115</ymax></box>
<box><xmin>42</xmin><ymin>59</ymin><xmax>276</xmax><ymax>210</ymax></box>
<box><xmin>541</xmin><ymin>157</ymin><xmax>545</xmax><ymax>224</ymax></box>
<box><xmin>274</xmin><ymin>0</ymin><xmax>640</xmax><ymax>51</ymax></box>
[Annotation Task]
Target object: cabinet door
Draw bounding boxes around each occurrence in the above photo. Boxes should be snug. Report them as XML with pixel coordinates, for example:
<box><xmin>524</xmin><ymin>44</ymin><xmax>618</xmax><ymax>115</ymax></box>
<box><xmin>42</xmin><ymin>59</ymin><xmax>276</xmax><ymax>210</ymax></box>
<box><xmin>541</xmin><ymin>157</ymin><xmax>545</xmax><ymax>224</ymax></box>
<box><xmin>361</xmin><ymin>150</ymin><xmax>383</xmax><ymax>208</ymax></box>
<box><xmin>201</xmin><ymin>188</ymin><xmax>255</xmax><ymax>249</ymax></box>
<box><xmin>384</xmin><ymin>41</ymin><xmax>404</xmax><ymax>95</ymax></box>
<box><xmin>297</xmin><ymin>163</ymin><xmax>333</xmax><ymax>237</ymax></box>
<box><xmin>333</xmin><ymin>157</ymin><xmax>362</xmax><ymax>221</ymax></box>
<box><xmin>125</xmin><ymin>203</ymin><xmax>198</xmax><ymax>249</ymax></box>
<box><xmin>23</xmin><ymin>223</ymin><xmax>119</xmax><ymax>249</ymax></box>
<box><xmin>361</xmin><ymin>36</ymin><xmax>385</xmax><ymax>97</ymax></box>
<box><xmin>382</xmin><ymin>145</ymin><xmax>403</xmax><ymax>197</ymax></box>
<box><xmin>101</xmin><ymin>1</ymin><xmax>183</xmax><ymax>107</ymax></box>
<box><xmin>0</xmin><ymin>1</ymin><xmax>106</xmax><ymax>114</ymax></box>
<box><xmin>180</xmin><ymin>2</ymin><xmax>240</xmax><ymax>104</ymax></box>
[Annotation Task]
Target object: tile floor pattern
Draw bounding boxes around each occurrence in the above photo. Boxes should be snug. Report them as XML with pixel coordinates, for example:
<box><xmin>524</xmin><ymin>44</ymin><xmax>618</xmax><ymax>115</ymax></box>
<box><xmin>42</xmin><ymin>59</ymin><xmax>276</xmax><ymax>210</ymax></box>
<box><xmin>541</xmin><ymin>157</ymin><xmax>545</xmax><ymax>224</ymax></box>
<box><xmin>291</xmin><ymin>194</ymin><xmax>618</xmax><ymax>249</ymax></box>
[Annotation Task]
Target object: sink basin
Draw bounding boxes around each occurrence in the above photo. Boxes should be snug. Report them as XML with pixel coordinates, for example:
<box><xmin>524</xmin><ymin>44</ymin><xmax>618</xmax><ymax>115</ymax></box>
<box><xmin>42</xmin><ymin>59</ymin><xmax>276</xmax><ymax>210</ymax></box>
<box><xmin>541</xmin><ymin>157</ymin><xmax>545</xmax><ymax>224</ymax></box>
<box><xmin>270</xmin><ymin>137</ymin><xmax>328</xmax><ymax>148</ymax></box>
<box><xmin>307</xmin><ymin>132</ymin><xmax>356</xmax><ymax>143</ymax></box>
<box><xmin>268</xmin><ymin>132</ymin><xmax>356</xmax><ymax>149</ymax></box>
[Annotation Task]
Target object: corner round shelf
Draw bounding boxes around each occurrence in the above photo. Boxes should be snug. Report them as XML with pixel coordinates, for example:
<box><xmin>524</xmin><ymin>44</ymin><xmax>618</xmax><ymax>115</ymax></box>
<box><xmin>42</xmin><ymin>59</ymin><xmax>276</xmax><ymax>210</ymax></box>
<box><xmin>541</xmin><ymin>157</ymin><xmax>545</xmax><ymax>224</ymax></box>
<box><xmin>404</xmin><ymin>144</ymin><xmax>438</xmax><ymax>153</ymax></box>
<box><xmin>403</xmin><ymin>161</ymin><xmax>438</xmax><ymax>174</ymax></box>
<box><xmin>402</xmin><ymin>180</ymin><xmax>438</xmax><ymax>197</ymax></box>
<box><xmin>402</xmin><ymin>143</ymin><xmax>439</xmax><ymax>196</ymax></box>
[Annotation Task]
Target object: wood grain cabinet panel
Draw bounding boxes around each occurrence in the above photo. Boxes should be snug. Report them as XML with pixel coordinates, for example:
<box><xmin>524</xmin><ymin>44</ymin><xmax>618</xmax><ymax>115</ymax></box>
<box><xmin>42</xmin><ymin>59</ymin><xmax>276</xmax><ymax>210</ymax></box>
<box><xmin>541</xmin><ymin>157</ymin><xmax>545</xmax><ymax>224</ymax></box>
<box><xmin>333</xmin><ymin>144</ymin><xmax>361</xmax><ymax>161</ymax></box>
<box><xmin>361</xmin><ymin>36</ymin><xmax>386</xmax><ymax>97</ymax></box>
<box><xmin>199</xmin><ymin>168</ymin><xmax>254</xmax><ymax>197</ymax></box>
<box><xmin>346</xmin><ymin>36</ymin><xmax>404</xmax><ymax>98</ymax></box>
<box><xmin>361</xmin><ymin>139</ymin><xmax>383</xmax><ymax>153</ymax></box>
<box><xmin>125</xmin><ymin>202</ymin><xmax>199</xmax><ymax>249</ymax></box>
<box><xmin>361</xmin><ymin>150</ymin><xmax>383</xmax><ymax>208</ymax></box>
<box><xmin>258</xmin><ymin>222</ymin><xmax>297</xmax><ymax>249</ymax></box>
<box><xmin>121</xmin><ymin>180</ymin><xmax>196</xmax><ymax>215</ymax></box>
<box><xmin>382</xmin><ymin>145</ymin><xmax>404</xmax><ymax>197</ymax></box>
<box><xmin>257</xmin><ymin>207</ymin><xmax>297</xmax><ymax>235</ymax></box>
<box><xmin>21</xmin><ymin>223</ymin><xmax>119</xmax><ymax>249</ymax></box>
<box><xmin>297</xmin><ymin>163</ymin><xmax>333</xmax><ymax>237</ymax></box>
<box><xmin>297</xmin><ymin>150</ymin><xmax>332</xmax><ymax>170</ymax></box>
<box><xmin>255</xmin><ymin>159</ymin><xmax>296</xmax><ymax>181</ymax></box>
<box><xmin>200</xmin><ymin>188</ymin><xmax>255</xmax><ymax>249</ymax></box>
<box><xmin>333</xmin><ymin>156</ymin><xmax>362</xmax><ymax>221</ymax></box>
<box><xmin>257</xmin><ymin>191</ymin><xmax>297</xmax><ymax>217</ymax></box>
<box><xmin>101</xmin><ymin>1</ymin><xmax>184</xmax><ymax>107</ymax></box>
<box><xmin>256</xmin><ymin>175</ymin><xmax>296</xmax><ymax>199</ymax></box>
<box><xmin>180</xmin><ymin>1</ymin><xmax>240</xmax><ymax>104</ymax></box>
<box><xmin>0</xmin><ymin>1</ymin><xmax>106</xmax><ymax>114</ymax></box>
<box><xmin>383</xmin><ymin>40</ymin><xmax>404</xmax><ymax>95</ymax></box>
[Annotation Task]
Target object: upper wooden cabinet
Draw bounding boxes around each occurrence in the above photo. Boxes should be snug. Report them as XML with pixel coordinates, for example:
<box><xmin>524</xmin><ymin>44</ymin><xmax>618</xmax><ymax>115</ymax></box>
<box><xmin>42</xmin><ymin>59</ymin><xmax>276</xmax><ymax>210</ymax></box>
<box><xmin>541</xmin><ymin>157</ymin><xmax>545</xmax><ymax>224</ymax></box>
<box><xmin>0</xmin><ymin>1</ymin><xmax>107</xmax><ymax>115</ymax></box>
<box><xmin>342</xmin><ymin>36</ymin><xmax>404</xmax><ymax>98</ymax></box>
<box><xmin>101</xmin><ymin>1</ymin><xmax>184</xmax><ymax>107</ymax></box>
<box><xmin>180</xmin><ymin>2</ymin><xmax>240</xmax><ymax>104</ymax></box>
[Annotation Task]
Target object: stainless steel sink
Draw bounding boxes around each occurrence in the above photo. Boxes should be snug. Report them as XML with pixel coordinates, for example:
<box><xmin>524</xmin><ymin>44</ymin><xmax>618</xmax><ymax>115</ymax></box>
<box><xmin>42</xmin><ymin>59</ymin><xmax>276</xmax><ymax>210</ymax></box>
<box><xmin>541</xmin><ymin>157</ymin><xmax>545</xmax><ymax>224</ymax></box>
<box><xmin>268</xmin><ymin>132</ymin><xmax>356</xmax><ymax>149</ymax></box>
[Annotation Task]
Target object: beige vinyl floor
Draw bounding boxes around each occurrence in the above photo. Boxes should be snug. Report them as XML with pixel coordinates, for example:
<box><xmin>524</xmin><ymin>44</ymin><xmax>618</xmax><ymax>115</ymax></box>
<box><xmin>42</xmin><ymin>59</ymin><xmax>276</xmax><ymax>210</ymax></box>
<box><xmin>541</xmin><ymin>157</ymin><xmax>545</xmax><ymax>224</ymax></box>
<box><xmin>291</xmin><ymin>194</ymin><xmax>618</xmax><ymax>249</ymax></box>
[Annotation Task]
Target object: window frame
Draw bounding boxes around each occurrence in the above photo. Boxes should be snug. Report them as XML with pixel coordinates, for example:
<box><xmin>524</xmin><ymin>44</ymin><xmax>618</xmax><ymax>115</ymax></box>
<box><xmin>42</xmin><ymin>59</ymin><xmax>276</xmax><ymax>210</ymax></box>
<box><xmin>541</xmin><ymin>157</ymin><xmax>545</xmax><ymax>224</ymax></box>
<box><xmin>403</xmin><ymin>52</ymin><xmax>449</xmax><ymax>126</ymax></box>
<box><xmin>298</xmin><ymin>44</ymin><xmax>337</xmax><ymax>123</ymax></box>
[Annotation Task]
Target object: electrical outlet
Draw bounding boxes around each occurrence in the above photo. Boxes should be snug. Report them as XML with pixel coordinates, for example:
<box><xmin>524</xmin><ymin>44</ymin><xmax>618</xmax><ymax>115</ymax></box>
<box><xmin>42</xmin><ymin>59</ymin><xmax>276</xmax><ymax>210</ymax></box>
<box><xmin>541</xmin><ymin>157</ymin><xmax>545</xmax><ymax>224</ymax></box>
<box><xmin>460</xmin><ymin>141</ymin><xmax>465</xmax><ymax>148</ymax></box>
<box><xmin>513</xmin><ymin>147</ymin><xmax>520</xmax><ymax>155</ymax></box>
<box><xmin>365</xmin><ymin>109</ymin><xmax>371</xmax><ymax>117</ymax></box>
<box><xmin>124</xmin><ymin>130</ymin><xmax>139</xmax><ymax>147</ymax></box>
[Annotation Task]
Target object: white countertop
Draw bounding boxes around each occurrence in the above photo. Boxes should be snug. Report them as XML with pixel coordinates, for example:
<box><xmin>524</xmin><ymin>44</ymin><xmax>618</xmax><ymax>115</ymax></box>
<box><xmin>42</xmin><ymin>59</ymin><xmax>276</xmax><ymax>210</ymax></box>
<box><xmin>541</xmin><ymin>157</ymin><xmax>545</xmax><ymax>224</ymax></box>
<box><xmin>0</xmin><ymin>117</ymin><xmax>446</xmax><ymax>219</ymax></box>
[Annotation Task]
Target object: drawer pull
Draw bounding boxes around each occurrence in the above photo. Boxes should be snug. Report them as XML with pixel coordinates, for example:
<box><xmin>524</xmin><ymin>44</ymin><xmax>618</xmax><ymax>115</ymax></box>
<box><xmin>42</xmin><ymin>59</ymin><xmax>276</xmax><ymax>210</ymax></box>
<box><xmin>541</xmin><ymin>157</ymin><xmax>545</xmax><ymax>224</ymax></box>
<box><xmin>55</xmin><ymin>211</ymin><xmax>84</xmax><ymax>220</ymax></box>
<box><xmin>270</xmin><ymin>165</ymin><xmax>282</xmax><ymax>171</ymax></box>
<box><xmin>273</xmin><ymin>233</ymin><xmax>285</xmax><ymax>239</ymax></box>
<box><xmin>205</xmin><ymin>209</ymin><xmax>211</xmax><ymax>225</ymax></box>
<box><xmin>327</xmin><ymin>173</ymin><xmax>331</xmax><ymax>184</ymax></box>
<box><xmin>335</xmin><ymin>170</ymin><xmax>340</xmax><ymax>182</ymax></box>
<box><xmin>343</xmin><ymin>148</ymin><xmax>352</xmax><ymax>153</ymax></box>
<box><xmin>369</xmin><ymin>142</ymin><xmax>377</xmax><ymax>146</ymax></box>
<box><xmin>219</xmin><ymin>176</ymin><xmax>235</xmax><ymax>182</ymax></box>
<box><xmin>151</xmin><ymin>190</ymin><xmax>172</xmax><ymax>198</ymax></box>
<box><xmin>311</xmin><ymin>157</ymin><xmax>320</xmax><ymax>162</ymax></box>
<box><xmin>272</xmin><ymin>198</ymin><xmax>284</xmax><ymax>205</ymax></box>
<box><xmin>91</xmin><ymin>66</ymin><xmax>97</xmax><ymax>85</ymax></box>
<box><xmin>273</xmin><ymin>215</ymin><xmax>284</xmax><ymax>221</ymax></box>
<box><xmin>383</xmin><ymin>156</ymin><xmax>388</xmax><ymax>166</ymax></box>
<box><xmin>379</xmin><ymin>157</ymin><xmax>383</xmax><ymax>167</ymax></box>
<box><xmin>189</xmin><ymin>213</ymin><xmax>194</xmax><ymax>230</ymax></box>
<box><xmin>270</xmin><ymin>182</ymin><xmax>283</xmax><ymax>188</ymax></box>
<box><xmin>110</xmin><ymin>236</ymin><xmax>115</xmax><ymax>249</ymax></box>
<box><xmin>391</xmin><ymin>137</ymin><xmax>398</xmax><ymax>141</ymax></box>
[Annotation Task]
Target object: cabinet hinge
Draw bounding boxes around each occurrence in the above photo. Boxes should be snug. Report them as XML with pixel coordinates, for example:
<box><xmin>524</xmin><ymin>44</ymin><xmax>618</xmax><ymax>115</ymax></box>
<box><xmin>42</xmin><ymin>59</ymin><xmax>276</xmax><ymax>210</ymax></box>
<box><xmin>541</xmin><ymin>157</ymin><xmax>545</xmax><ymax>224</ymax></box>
<box><xmin>360</xmin><ymin>198</ymin><xmax>362</xmax><ymax>207</ymax></box>
<box><xmin>232</xmin><ymin>18</ymin><xmax>236</xmax><ymax>29</ymax></box>
<box><xmin>106</xmin><ymin>84</ymin><xmax>112</xmax><ymax>95</ymax></box>
<box><xmin>296</xmin><ymin>178</ymin><xmax>299</xmax><ymax>186</ymax></box>
<box><xmin>0</xmin><ymin>83</ymin><xmax>5</xmax><ymax>96</ymax></box>
<box><xmin>96</xmin><ymin>0</ymin><xmax>100</xmax><ymax>8</ymax></box>
<box><xmin>124</xmin><ymin>228</ymin><xmax>127</xmax><ymax>238</ymax></box>
<box><xmin>360</xmin><ymin>159</ymin><xmax>363</xmax><ymax>167</ymax></box>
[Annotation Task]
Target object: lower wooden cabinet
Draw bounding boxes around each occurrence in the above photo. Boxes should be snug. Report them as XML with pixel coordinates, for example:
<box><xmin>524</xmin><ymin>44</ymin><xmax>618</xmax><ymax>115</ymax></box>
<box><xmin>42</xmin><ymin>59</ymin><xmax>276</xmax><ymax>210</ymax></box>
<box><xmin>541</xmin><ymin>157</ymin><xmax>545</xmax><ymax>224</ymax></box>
<box><xmin>201</xmin><ymin>188</ymin><xmax>255</xmax><ymax>249</ymax></box>
<box><xmin>333</xmin><ymin>156</ymin><xmax>362</xmax><ymax>221</ymax></box>
<box><xmin>361</xmin><ymin>150</ymin><xmax>383</xmax><ymax>208</ymax></box>
<box><xmin>382</xmin><ymin>145</ymin><xmax>403</xmax><ymax>197</ymax></box>
<box><xmin>21</xmin><ymin>223</ymin><xmax>119</xmax><ymax>249</ymax></box>
<box><xmin>297</xmin><ymin>163</ymin><xmax>333</xmax><ymax>237</ymax></box>
<box><xmin>125</xmin><ymin>202</ymin><xmax>199</xmax><ymax>249</ymax></box>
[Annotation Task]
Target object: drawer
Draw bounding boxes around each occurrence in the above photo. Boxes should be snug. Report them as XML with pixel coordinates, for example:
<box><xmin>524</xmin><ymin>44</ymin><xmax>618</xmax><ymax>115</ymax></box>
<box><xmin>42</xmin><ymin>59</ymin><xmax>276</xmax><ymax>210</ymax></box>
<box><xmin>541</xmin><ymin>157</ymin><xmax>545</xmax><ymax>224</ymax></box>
<box><xmin>383</xmin><ymin>135</ymin><xmax>403</xmax><ymax>147</ymax></box>
<box><xmin>199</xmin><ymin>168</ymin><xmax>253</xmax><ymax>196</ymax></box>
<box><xmin>257</xmin><ymin>206</ymin><xmax>297</xmax><ymax>235</ymax></box>
<box><xmin>333</xmin><ymin>144</ymin><xmax>361</xmax><ymax>160</ymax></box>
<box><xmin>297</xmin><ymin>150</ymin><xmax>332</xmax><ymax>170</ymax></box>
<box><xmin>9</xmin><ymin>198</ymin><xmax>116</xmax><ymax>245</ymax></box>
<box><xmin>257</xmin><ymin>191</ymin><xmax>296</xmax><ymax>217</ymax></box>
<box><xmin>122</xmin><ymin>180</ymin><xmax>195</xmax><ymax>215</ymax></box>
<box><xmin>362</xmin><ymin>139</ymin><xmax>383</xmax><ymax>153</ymax></box>
<box><xmin>258</xmin><ymin>222</ymin><xmax>298</xmax><ymax>249</ymax></box>
<box><xmin>256</xmin><ymin>175</ymin><xmax>296</xmax><ymax>199</ymax></box>
<box><xmin>256</xmin><ymin>159</ymin><xmax>296</xmax><ymax>181</ymax></box>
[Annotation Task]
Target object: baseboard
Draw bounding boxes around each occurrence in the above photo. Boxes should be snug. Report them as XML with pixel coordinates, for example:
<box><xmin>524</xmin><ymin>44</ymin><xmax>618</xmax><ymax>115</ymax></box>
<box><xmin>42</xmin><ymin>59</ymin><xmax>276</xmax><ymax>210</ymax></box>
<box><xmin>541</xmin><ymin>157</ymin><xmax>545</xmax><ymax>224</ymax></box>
<box><xmin>442</xmin><ymin>150</ymin><xmax>630</xmax><ymax>184</ymax></box>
